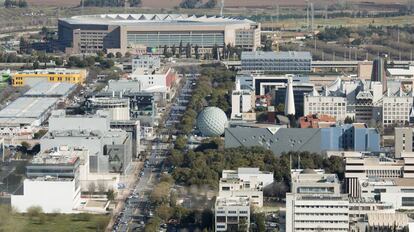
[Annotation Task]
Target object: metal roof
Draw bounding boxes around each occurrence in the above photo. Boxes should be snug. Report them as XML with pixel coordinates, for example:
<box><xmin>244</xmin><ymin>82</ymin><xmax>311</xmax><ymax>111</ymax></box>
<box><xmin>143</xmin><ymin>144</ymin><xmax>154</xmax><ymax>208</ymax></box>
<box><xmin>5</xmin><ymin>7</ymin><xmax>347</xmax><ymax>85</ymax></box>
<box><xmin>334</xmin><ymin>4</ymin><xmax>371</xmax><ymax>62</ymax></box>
<box><xmin>24</xmin><ymin>82</ymin><xmax>76</xmax><ymax>97</ymax></box>
<box><xmin>61</xmin><ymin>14</ymin><xmax>255</xmax><ymax>26</ymax></box>
<box><xmin>0</xmin><ymin>97</ymin><xmax>59</xmax><ymax>119</ymax></box>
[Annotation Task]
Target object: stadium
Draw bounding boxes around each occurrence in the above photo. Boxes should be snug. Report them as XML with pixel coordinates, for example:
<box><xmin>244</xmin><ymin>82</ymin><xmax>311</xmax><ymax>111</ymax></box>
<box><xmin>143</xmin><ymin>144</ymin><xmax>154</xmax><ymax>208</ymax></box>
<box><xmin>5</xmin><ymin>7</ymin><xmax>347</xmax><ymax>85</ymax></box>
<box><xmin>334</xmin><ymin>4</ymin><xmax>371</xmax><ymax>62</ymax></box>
<box><xmin>58</xmin><ymin>14</ymin><xmax>261</xmax><ymax>55</ymax></box>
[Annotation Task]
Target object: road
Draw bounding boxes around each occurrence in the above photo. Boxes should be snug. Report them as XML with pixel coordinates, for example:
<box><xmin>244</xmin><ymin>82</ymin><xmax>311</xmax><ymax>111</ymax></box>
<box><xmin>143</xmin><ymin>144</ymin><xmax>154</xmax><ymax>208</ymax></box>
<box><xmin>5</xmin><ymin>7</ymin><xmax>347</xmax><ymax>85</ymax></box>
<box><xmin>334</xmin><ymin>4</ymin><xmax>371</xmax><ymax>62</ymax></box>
<box><xmin>113</xmin><ymin>72</ymin><xmax>198</xmax><ymax>232</ymax></box>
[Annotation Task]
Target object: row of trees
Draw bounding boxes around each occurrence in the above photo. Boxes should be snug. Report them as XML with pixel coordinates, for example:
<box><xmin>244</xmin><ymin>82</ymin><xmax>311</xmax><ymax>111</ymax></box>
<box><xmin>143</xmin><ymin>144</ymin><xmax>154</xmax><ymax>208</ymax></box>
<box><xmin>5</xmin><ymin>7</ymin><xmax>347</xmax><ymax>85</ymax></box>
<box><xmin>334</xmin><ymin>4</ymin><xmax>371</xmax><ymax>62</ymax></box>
<box><xmin>4</xmin><ymin>0</ymin><xmax>27</xmax><ymax>8</ymax></box>
<box><xmin>81</xmin><ymin>0</ymin><xmax>141</xmax><ymax>7</ymax></box>
<box><xmin>167</xmin><ymin>145</ymin><xmax>345</xmax><ymax>191</ymax></box>
<box><xmin>161</xmin><ymin>42</ymin><xmax>242</xmax><ymax>60</ymax></box>
<box><xmin>179</xmin><ymin>0</ymin><xmax>216</xmax><ymax>9</ymax></box>
<box><xmin>177</xmin><ymin>64</ymin><xmax>234</xmax><ymax>134</ymax></box>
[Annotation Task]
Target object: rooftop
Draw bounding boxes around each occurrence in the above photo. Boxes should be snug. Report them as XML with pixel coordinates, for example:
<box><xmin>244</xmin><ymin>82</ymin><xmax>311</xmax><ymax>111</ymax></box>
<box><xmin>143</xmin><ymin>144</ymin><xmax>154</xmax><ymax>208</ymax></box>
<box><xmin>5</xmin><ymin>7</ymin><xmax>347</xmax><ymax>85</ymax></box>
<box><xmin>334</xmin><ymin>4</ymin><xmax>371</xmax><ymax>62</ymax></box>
<box><xmin>30</xmin><ymin>146</ymin><xmax>87</xmax><ymax>165</ymax></box>
<box><xmin>15</xmin><ymin>68</ymin><xmax>84</xmax><ymax>75</ymax></box>
<box><xmin>61</xmin><ymin>14</ymin><xmax>255</xmax><ymax>26</ymax></box>
<box><xmin>0</xmin><ymin>97</ymin><xmax>59</xmax><ymax>119</ymax></box>
<box><xmin>241</xmin><ymin>51</ymin><xmax>312</xmax><ymax>60</ymax></box>
<box><xmin>24</xmin><ymin>82</ymin><xmax>76</xmax><ymax>97</ymax></box>
<box><xmin>216</xmin><ymin>197</ymin><xmax>250</xmax><ymax>207</ymax></box>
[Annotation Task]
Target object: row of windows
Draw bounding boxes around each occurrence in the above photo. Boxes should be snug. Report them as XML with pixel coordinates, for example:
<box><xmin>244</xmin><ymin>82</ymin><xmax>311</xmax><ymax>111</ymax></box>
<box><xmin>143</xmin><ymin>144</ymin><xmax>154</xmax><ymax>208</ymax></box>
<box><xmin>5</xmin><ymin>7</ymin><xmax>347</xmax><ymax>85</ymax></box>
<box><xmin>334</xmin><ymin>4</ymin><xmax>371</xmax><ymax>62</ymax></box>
<box><xmin>127</xmin><ymin>33</ymin><xmax>225</xmax><ymax>47</ymax></box>
<box><xmin>295</xmin><ymin>205</ymin><xmax>348</xmax><ymax>209</ymax></box>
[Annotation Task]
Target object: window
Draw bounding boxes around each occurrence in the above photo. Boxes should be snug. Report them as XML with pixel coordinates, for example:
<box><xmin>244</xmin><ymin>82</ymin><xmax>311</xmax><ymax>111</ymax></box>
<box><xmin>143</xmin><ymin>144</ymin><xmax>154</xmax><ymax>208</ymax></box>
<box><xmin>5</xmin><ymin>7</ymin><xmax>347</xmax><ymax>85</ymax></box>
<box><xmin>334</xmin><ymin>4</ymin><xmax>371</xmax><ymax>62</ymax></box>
<box><xmin>402</xmin><ymin>197</ymin><xmax>414</xmax><ymax>207</ymax></box>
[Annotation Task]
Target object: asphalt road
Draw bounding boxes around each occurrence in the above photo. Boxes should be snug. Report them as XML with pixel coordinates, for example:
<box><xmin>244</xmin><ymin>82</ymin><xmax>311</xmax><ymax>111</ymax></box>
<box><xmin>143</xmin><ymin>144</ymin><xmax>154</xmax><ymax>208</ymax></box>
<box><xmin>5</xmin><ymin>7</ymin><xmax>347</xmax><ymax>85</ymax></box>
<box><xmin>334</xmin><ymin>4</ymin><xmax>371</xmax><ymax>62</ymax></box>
<box><xmin>114</xmin><ymin>73</ymin><xmax>199</xmax><ymax>232</ymax></box>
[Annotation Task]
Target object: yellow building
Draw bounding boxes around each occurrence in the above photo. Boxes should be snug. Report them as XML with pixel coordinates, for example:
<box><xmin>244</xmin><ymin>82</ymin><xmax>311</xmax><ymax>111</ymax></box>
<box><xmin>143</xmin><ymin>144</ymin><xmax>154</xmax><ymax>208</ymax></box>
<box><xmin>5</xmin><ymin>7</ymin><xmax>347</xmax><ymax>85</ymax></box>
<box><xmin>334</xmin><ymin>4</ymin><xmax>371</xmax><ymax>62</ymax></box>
<box><xmin>12</xmin><ymin>68</ymin><xmax>86</xmax><ymax>87</ymax></box>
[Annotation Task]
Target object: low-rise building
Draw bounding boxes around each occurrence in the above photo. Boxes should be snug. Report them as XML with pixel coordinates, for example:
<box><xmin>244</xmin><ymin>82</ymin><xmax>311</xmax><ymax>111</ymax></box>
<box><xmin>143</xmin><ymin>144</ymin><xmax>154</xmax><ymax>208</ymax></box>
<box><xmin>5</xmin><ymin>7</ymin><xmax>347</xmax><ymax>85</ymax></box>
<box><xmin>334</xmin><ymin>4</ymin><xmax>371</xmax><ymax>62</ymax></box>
<box><xmin>12</xmin><ymin>68</ymin><xmax>86</xmax><ymax>87</ymax></box>
<box><xmin>286</xmin><ymin>169</ymin><xmax>350</xmax><ymax>232</ymax></box>
<box><xmin>214</xmin><ymin>197</ymin><xmax>250</xmax><ymax>232</ymax></box>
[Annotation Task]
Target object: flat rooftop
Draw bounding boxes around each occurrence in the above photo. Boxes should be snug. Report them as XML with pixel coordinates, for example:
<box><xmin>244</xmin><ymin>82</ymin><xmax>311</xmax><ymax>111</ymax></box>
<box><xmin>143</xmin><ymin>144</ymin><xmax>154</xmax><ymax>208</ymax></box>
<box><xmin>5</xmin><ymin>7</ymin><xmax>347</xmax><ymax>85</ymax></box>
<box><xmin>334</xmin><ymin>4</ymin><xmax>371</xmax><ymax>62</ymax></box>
<box><xmin>216</xmin><ymin>197</ymin><xmax>250</xmax><ymax>207</ymax></box>
<box><xmin>241</xmin><ymin>51</ymin><xmax>312</xmax><ymax>60</ymax></box>
<box><xmin>24</xmin><ymin>82</ymin><xmax>76</xmax><ymax>97</ymax></box>
<box><xmin>0</xmin><ymin>97</ymin><xmax>59</xmax><ymax>119</ymax></box>
<box><xmin>15</xmin><ymin>68</ymin><xmax>83</xmax><ymax>75</ymax></box>
<box><xmin>30</xmin><ymin>147</ymin><xmax>86</xmax><ymax>165</ymax></box>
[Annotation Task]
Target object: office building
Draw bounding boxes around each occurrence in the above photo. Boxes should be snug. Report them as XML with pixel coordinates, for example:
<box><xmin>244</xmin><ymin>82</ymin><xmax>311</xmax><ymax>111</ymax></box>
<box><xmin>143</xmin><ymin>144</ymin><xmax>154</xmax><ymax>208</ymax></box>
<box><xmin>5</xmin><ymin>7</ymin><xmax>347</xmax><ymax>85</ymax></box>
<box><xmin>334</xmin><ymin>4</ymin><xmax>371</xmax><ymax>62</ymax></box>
<box><xmin>286</xmin><ymin>169</ymin><xmax>349</xmax><ymax>232</ymax></box>
<box><xmin>395</xmin><ymin>127</ymin><xmax>414</xmax><ymax>158</ymax></box>
<box><xmin>87</xmin><ymin>91</ymin><xmax>156</xmax><ymax>126</ymax></box>
<box><xmin>12</xmin><ymin>147</ymin><xmax>82</xmax><ymax>213</ymax></box>
<box><xmin>275</xmin><ymin>82</ymin><xmax>314</xmax><ymax>117</ymax></box>
<box><xmin>58</xmin><ymin>14</ymin><xmax>260</xmax><ymax>54</ymax></box>
<box><xmin>41</xmin><ymin>110</ymin><xmax>133</xmax><ymax>174</ymax></box>
<box><xmin>219</xmin><ymin>168</ymin><xmax>273</xmax><ymax>208</ymax></box>
<box><xmin>12</xmin><ymin>68</ymin><xmax>86</xmax><ymax>87</ymax></box>
<box><xmin>241</xmin><ymin>51</ymin><xmax>312</xmax><ymax>74</ymax></box>
<box><xmin>129</xmin><ymin>66</ymin><xmax>177</xmax><ymax>100</ymax></box>
<box><xmin>303</xmin><ymin>95</ymin><xmax>347</xmax><ymax>121</ymax></box>
<box><xmin>225</xmin><ymin>124</ymin><xmax>380</xmax><ymax>155</ymax></box>
<box><xmin>382</xmin><ymin>89</ymin><xmax>413</xmax><ymax>127</ymax></box>
<box><xmin>215</xmin><ymin>197</ymin><xmax>250</xmax><ymax>232</ymax></box>
<box><xmin>231</xmin><ymin>79</ymin><xmax>255</xmax><ymax>120</ymax></box>
<box><xmin>132</xmin><ymin>55</ymin><xmax>160</xmax><ymax>72</ymax></box>
<box><xmin>86</xmin><ymin>97</ymin><xmax>130</xmax><ymax>121</ymax></box>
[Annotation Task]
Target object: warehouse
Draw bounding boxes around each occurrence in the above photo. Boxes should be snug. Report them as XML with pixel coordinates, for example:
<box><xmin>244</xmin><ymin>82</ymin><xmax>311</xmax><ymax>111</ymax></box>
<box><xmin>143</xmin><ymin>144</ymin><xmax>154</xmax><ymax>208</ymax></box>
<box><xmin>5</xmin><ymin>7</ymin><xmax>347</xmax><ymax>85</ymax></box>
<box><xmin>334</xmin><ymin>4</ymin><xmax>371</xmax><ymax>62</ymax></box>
<box><xmin>0</xmin><ymin>97</ymin><xmax>59</xmax><ymax>137</ymax></box>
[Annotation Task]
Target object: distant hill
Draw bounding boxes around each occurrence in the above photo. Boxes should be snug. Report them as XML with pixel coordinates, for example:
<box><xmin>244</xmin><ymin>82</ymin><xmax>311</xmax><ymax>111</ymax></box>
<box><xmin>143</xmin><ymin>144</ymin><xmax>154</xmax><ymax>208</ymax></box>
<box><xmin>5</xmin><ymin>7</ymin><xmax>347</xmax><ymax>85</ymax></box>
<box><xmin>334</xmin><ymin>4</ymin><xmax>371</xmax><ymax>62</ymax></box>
<box><xmin>25</xmin><ymin>0</ymin><xmax>407</xmax><ymax>8</ymax></box>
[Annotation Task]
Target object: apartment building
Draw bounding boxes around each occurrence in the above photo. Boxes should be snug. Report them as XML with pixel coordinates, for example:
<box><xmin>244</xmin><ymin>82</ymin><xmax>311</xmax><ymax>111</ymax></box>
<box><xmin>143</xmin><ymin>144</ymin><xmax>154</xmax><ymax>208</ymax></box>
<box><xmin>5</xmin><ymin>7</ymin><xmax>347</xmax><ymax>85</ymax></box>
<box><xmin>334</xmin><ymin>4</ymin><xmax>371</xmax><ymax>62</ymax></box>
<box><xmin>215</xmin><ymin>197</ymin><xmax>250</xmax><ymax>232</ymax></box>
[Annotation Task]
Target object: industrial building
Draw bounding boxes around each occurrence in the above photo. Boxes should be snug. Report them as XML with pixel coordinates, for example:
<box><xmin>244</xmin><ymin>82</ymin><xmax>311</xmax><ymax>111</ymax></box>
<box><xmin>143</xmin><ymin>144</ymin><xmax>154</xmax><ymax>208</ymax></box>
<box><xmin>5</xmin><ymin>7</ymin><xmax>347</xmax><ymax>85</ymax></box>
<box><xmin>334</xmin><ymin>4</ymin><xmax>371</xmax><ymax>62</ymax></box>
<box><xmin>241</xmin><ymin>51</ymin><xmax>312</xmax><ymax>74</ymax></box>
<box><xmin>225</xmin><ymin>124</ymin><xmax>381</xmax><ymax>155</ymax></box>
<box><xmin>58</xmin><ymin>14</ymin><xmax>261</xmax><ymax>55</ymax></box>
<box><xmin>23</xmin><ymin>82</ymin><xmax>76</xmax><ymax>98</ymax></box>
<box><xmin>12</xmin><ymin>68</ymin><xmax>86</xmax><ymax>87</ymax></box>
<box><xmin>0</xmin><ymin>97</ymin><xmax>59</xmax><ymax>137</ymax></box>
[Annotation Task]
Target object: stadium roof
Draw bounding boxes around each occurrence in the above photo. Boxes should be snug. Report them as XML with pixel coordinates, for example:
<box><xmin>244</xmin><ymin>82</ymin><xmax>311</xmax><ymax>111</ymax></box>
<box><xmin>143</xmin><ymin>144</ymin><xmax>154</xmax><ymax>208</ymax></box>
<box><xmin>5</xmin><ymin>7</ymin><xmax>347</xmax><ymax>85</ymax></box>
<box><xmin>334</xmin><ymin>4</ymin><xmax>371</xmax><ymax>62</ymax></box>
<box><xmin>24</xmin><ymin>82</ymin><xmax>76</xmax><ymax>97</ymax></box>
<box><xmin>241</xmin><ymin>51</ymin><xmax>312</xmax><ymax>60</ymax></box>
<box><xmin>0</xmin><ymin>97</ymin><xmax>59</xmax><ymax>119</ymax></box>
<box><xmin>60</xmin><ymin>14</ymin><xmax>255</xmax><ymax>26</ymax></box>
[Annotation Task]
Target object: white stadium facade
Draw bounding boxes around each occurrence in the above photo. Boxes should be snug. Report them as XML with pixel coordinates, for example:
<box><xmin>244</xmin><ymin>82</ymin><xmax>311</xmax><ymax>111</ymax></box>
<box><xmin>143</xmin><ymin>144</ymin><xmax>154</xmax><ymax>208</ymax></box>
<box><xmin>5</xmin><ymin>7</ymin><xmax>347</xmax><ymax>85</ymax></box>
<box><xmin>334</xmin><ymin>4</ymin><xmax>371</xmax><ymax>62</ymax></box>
<box><xmin>58</xmin><ymin>14</ymin><xmax>261</xmax><ymax>55</ymax></box>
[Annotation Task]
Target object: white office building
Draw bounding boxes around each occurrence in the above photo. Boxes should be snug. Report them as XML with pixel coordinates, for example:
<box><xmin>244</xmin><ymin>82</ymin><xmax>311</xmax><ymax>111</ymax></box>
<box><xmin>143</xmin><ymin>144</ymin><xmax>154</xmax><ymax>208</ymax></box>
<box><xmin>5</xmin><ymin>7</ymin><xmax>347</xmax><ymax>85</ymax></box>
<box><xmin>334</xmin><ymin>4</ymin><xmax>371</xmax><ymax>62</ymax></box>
<box><xmin>219</xmin><ymin>168</ymin><xmax>272</xmax><ymax>208</ymax></box>
<box><xmin>304</xmin><ymin>95</ymin><xmax>348</xmax><ymax>121</ymax></box>
<box><xmin>231</xmin><ymin>79</ymin><xmax>255</xmax><ymax>120</ymax></box>
<box><xmin>286</xmin><ymin>169</ymin><xmax>349</xmax><ymax>232</ymax></box>
<box><xmin>215</xmin><ymin>197</ymin><xmax>250</xmax><ymax>232</ymax></box>
<box><xmin>382</xmin><ymin>89</ymin><xmax>413</xmax><ymax>127</ymax></box>
<box><xmin>132</xmin><ymin>55</ymin><xmax>160</xmax><ymax>72</ymax></box>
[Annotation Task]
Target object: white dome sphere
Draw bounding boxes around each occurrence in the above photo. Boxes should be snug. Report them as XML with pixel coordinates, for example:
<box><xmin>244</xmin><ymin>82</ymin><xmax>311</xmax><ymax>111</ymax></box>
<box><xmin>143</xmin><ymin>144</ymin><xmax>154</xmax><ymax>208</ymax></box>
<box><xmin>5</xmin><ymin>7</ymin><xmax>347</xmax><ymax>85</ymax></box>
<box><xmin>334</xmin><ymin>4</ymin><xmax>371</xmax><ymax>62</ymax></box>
<box><xmin>196</xmin><ymin>107</ymin><xmax>228</xmax><ymax>137</ymax></box>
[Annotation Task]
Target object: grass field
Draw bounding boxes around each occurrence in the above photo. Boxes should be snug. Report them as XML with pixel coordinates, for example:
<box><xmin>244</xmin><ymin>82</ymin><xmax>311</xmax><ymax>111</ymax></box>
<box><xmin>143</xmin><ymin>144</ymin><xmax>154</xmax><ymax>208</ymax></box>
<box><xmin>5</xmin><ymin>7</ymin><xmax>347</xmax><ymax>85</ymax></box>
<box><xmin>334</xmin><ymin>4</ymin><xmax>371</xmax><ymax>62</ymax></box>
<box><xmin>262</xmin><ymin>15</ymin><xmax>414</xmax><ymax>29</ymax></box>
<box><xmin>5</xmin><ymin>213</ymin><xmax>110</xmax><ymax>232</ymax></box>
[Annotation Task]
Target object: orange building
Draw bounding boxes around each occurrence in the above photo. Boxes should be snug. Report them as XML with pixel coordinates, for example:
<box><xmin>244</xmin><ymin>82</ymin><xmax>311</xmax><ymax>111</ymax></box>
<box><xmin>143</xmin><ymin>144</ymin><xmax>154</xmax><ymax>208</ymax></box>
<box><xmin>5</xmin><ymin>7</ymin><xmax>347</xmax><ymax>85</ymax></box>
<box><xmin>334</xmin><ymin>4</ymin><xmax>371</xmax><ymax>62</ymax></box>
<box><xmin>299</xmin><ymin>114</ymin><xmax>336</xmax><ymax>128</ymax></box>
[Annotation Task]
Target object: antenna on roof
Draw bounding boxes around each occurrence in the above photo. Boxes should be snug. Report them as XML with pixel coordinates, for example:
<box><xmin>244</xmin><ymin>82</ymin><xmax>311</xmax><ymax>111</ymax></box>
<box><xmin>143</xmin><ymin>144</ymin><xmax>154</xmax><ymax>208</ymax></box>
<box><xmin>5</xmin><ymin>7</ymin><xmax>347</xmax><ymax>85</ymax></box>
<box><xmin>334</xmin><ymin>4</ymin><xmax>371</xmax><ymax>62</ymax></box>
<box><xmin>220</xmin><ymin>0</ymin><xmax>225</xmax><ymax>17</ymax></box>
<box><xmin>81</xmin><ymin>0</ymin><xmax>84</xmax><ymax>15</ymax></box>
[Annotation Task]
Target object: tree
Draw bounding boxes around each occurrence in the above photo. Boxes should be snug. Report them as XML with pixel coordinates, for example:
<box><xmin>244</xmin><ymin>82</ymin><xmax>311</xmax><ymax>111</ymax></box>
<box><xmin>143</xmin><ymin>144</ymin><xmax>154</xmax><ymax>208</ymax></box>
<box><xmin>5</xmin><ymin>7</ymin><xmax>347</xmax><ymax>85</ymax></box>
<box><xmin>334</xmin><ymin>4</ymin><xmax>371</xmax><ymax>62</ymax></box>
<box><xmin>194</xmin><ymin>45</ymin><xmax>200</xmax><ymax>59</ymax></box>
<box><xmin>130</xmin><ymin>0</ymin><xmax>141</xmax><ymax>7</ymax></box>
<box><xmin>115</xmin><ymin>52</ymin><xmax>122</xmax><ymax>58</ymax></box>
<box><xmin>263</xmin><ymin>39</ymin><xmax>273</xmax><ymax>51</ymax></box>
<box><xmin>125</xmin><ymin>51</ymin><xmax>132</xmax><ymax>58</ymax></box>
<box><xmin>212</xmin><ymin>44</ymin><xmax>219</xmax><ymax>60</ymax></box>
<box><xmin>97</xmin><ymin>51</ymin><xmax>105</xmax><ymax>57</ymax></box>
<box><xmin>107</xmin><ymin>53</ymin><xmax>115</xmax><ymax>58</ymax></box>
<box><xmin>19</xmin><ymin>37</ymin><xmax>28</xmax><ymax>54</ymax></box>
<box><xmin>203</xmin><ymin>0</ymin><xmax>216</xmax><ymax>8</ymax></box>
<box><xmin>179</xmin><ymin>0</ymin><xmax>201</xmax><ymax>8</ymax></box>
<box><xmin>33</xmin><ymin>60</ymin><xmax>40</xmax><ymax>69</ymax></box>
<box><xmin>178</xmin><ymin>41</ymin><xmax>183</xmax><ymax>58</ymax></box>
<box><xmin>171</xmin><ymin>44</ymin><xmax>177</xmax><ymax>56</ymax></box>
<box><xmin>156</xmin><ymin>204</ymin><xmax>173</xmax><ymax>221</ymax></box>
<box><xmin>163</xmin><ymin>45</ymin><xmax>168</xmax><ymax>57</ymax></box>
<box><xmin>107</xmin><ymin>189</ymin><xmax>115</xmax><ymax>201</ymax></box>
<box><xmin>185</xmin><ymin>43</ymin><xmax>192</xmax><ymax>58</ymax></box>
<box><xmin>344</xmin><ymin>116</ymin><xmax>354</xmax><ymax>124</ymax></box>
